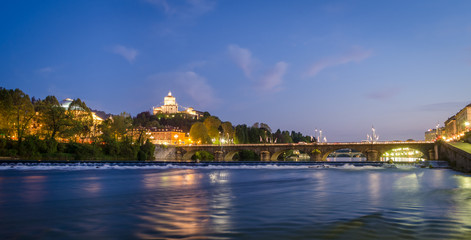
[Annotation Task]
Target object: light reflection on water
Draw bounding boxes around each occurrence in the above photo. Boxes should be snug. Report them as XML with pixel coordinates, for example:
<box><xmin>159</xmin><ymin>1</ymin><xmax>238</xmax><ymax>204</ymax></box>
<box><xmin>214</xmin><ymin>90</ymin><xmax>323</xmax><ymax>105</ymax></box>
<box><xmin>0</xmin><ymin>166</ymin><xmax>471</xmax><ymax>239</ymax></box>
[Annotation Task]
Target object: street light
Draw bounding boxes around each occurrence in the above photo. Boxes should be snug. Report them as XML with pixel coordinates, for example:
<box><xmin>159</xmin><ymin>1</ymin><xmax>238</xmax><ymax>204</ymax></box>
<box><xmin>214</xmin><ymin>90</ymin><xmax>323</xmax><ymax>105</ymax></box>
<box><xmin>174</xmin><ymin>134</ymin><xmax>179</xmax><ymax>145</ymax></box>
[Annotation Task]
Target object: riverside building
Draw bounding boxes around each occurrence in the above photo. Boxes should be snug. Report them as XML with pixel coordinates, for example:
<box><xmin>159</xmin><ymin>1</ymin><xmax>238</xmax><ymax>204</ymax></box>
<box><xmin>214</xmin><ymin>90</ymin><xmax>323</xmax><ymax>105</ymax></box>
<box><xmin>434</xmin><ymin>103</ymin><xmax>471</xmax><ymax>141</ymax></box>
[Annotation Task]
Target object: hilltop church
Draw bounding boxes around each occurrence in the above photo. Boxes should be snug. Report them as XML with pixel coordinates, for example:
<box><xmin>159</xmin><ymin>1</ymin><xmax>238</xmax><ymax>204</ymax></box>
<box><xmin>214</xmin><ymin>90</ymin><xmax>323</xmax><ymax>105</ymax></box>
<box><xmin>152</xmin><ymin>91</ymin><xmax>204</xmax><ymax>119</ymax></box>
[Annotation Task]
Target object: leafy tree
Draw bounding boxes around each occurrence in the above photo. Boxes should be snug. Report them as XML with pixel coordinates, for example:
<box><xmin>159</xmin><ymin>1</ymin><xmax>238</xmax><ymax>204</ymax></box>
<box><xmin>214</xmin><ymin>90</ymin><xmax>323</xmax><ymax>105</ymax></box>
<box><xmin>190</xmin><ymin>122</ymin><xmax>211</xmax><ymax>144</ymax></box>
<box><xmin>35</xmin><ymin>96</ymin><xmax>67</xmax><ymax>140</ymax></box>
<box><xmin>260</xmin><ymin>123</ymin><xmax>272</xmax><ymax>133</ymax></box>
<box><xmin>281</xmin><ymin>131</ymin><xmax>293</xmax><ymax>143</ymax></box>
<box><xmin>65</xmin><ymin>99</ymin><xmax>93</xmax><ymax>142</ymax></box>
<box><xmin>100</xmin><ymin>112</ymin><xmax>132</xmax><ymax>142</ymax></box>
<box><xmin>221</xmin><ymin>121</ymin><xmax>235</xmax><ymax>142</ymax></box>
<box><xmin>0</xmin><ymin>88</ymin><xmax>35</xmax><ymax>143</ymax></box>
<box><xmin>235</xmin><ymin>124</ymin><xmax>249</xmax><ymax>144</ymax></box>
<box><xmin>203</xmin><ymin>116</ymin><xmax>221</xmax><ymax>141</ymax></box>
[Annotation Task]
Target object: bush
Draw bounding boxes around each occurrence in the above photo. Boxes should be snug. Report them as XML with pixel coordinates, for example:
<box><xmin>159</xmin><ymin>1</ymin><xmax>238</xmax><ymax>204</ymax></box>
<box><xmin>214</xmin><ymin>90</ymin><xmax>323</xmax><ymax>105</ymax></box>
<box><xmin>140</xmin><ymin>140</ymin><xmax>155</xmax><ymax>160</ymax></box>
<box><xmin>234</xmin><ymin>150</ymin><xmax>260</xmax><ymax>161</ymax></box>
<box><xmin>191</xmin><ymin>151</ymin><xmax>214</xmax><ymax>161</ymax></box>
<box><xmin>19</xmin><ymin>136</ymin><xmax>42</xmax><ymax>158</ymax></box>
<box><xmin>65</xmin><ymin>142</ymin><xmax>102</xmax><ymax>160</ymax></box>
<box><xmin>118</xmin><ymin>140</ymin><xmax>139</xmax><ymax>159</ymax></box>
<box><xmin>137</xmin><ymin>150</ymin><xmax>147</xmax><ymax>160</ymax></box>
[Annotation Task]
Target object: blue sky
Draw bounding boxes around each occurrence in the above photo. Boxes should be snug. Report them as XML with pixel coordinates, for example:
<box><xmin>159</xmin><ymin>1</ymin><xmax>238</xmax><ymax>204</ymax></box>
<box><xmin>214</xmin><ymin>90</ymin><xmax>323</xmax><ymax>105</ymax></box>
<box><xmin>1</xmin><ymin>0</ymin><xmax>471</xmax><ymax>141</ymax></box>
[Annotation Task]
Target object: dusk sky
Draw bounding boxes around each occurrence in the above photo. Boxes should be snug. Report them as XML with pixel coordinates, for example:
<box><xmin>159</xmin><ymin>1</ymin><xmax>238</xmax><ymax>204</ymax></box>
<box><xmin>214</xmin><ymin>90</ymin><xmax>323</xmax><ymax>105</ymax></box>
<box><xmin>1</xmin><ymin>0</ymin><xmax>471</xmax><ymax>141</ymax></box>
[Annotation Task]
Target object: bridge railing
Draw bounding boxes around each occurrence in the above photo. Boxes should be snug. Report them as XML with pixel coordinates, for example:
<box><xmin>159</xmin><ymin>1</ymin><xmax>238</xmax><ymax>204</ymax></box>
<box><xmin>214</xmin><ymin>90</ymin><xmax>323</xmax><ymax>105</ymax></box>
<box><xmin>176</xmin><ymin>141</ymin><xmax>434</xmax><ymax>147</ymax></box>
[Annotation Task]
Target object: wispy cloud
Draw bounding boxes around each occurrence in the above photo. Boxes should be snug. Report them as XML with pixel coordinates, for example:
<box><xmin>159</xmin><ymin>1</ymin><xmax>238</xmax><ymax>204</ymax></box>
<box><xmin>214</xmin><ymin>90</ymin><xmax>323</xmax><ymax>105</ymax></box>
<box><xmin>110</xmin><ymin>45</ymin><xmax>138</xmax><ymax>63</ymax></box>
<box><xmin>304</xmin><ymin>46</ymin><xmax>372</xmax><ymax>78</ymax></box>
<box><xmin>259</xmin><ymin>62</ymin><xmax>288</xmax><ymax>92</ymax></box>
<box><xmin>148</xmin><ymin>71</ymin><xmax>219</xmax><ymax>108</ymax></box>
<box><xmin>228</xmin><ymin>44</ymin><xmax>288</xmax><ymax>92</ymax></box>
<box><xmin>228</xmin><ymin>44</ymin><xmax>255</xmax><ymax>78</ymax></box>
<box><xmin>364</xmin><ymin>87</ymin><xmax>401</xmax><ymax>100</ymax></box>
<box><xmin>146</xmin><ymin>0</ymin><xmax>215</xmax><ymax>19</ymax></box>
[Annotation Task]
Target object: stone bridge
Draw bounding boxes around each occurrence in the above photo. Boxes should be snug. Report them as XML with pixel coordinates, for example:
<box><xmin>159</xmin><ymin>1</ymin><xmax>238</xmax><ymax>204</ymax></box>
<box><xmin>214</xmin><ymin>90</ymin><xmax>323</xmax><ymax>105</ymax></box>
<box><xmin>167</xmin><ymin>141</ymin><xmax>437</xmax><ymax>161</ymax></box>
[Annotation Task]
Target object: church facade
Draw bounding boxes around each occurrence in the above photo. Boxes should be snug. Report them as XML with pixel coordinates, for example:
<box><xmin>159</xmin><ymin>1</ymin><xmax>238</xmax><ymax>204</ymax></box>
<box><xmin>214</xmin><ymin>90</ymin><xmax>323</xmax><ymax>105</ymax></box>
<box><xmin>152</xmin><ymin>91</ymin><xmax>204</xmax><ymax>119</ymax></box>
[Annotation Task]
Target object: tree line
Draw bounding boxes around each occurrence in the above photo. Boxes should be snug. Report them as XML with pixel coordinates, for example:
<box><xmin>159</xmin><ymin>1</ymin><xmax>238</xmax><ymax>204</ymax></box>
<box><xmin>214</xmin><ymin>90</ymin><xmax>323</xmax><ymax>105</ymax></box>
<box><xmin>0</xmin><ymin>87</ymin><xmax>154</xmax><ymax>160</ymax></box>
<box><xmin>189</xmin><ymin>117</ymin><xmax>315</xmax><ymax>144</ymax></box>
<box><xmin>0</xmin><ymin>87</ymin><xmax>315</xmax><ymax>160</ymax></box>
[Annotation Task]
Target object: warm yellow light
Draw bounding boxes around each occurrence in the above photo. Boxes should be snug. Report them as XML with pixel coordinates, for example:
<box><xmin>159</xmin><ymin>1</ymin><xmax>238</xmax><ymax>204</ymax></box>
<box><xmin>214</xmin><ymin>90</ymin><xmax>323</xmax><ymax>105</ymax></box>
<box><xmin>465</xmin><ymin>122</ymin><xmax>470</xmax><ymax>127</ymax></box>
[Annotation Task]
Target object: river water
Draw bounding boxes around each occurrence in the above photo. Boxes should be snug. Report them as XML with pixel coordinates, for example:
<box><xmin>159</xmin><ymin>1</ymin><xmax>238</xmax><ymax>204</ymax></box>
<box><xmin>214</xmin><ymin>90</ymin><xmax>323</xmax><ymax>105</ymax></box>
<box><xmin>0</xmin><ymin>162</ymin><xmax>470</xmax><ymax>239</ymax></box>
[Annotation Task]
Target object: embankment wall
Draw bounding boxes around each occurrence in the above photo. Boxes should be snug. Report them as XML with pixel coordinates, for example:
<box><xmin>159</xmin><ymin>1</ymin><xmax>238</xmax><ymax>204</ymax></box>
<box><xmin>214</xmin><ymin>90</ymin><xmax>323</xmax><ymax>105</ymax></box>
<box><xmin>439</xmin><ymin>143</ymin><xmax>471</xmax><ymax>172</ymax></box>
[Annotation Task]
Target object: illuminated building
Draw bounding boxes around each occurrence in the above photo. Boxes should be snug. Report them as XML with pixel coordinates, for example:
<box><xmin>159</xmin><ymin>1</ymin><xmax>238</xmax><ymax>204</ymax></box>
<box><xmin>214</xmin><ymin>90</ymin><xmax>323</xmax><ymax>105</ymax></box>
<box><xmin>152</xmin><ymin>91</ymin><xmax>204</xmax><ymax>119</ymax></box>
<box><xmin>146</xmin><ymin>127</ymin><xmax>191</xmax><ymax>145</ymax></box>
<box><xmin>455</xmin><ymin>104</ymin><xmax>471</xmax><ymax>134</ymax></box>
<box><xmin>440</xmin><ymin>103</ymin><xmax>471</xmax><ymax>141</ymax></box>
<box><xmin>424</xmin><ymin>127</ymin><xmax>445</xmax><ymax>141</ymax></box>
<box><xmin>60</xmin><ymin>98</ymin><xmax>105</xmax><ymax>124</ymax></box>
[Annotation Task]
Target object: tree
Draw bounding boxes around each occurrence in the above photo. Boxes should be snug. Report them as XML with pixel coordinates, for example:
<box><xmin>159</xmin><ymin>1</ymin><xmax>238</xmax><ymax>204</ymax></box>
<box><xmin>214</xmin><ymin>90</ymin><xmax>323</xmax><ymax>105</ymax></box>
<box><xmin>235</xmin><ymin>124</ymin><xmax>249</xmax><ymax>144</ymax></box>
<box><xmin>65</xmin><ymin>99</ymin><xmax>93</xmax><ymax>142</ymax></box>
<box><xmin>35</xmin><ymin>96</ymin><xmax>67</xmax><ymax>140</ymax></box>
<box><xmin>100</xmin><ymin>112</ymin><xmax>132</xmax><ymax>142</ymax></box>
<box><xmin>203</xmin><ymin>116</ymin><xmax>221</xmax><ymax>142</ymax></box>
<box><xmin>221</xmin><ymin>121</ymin><xmax>235</xmax><ymax>143</ymax></box>
<box><xmin>0</xmin><ymin>88</ymin><xmax>35</xmax><ymax>143</ymax></box>
<box><xmin>260</xmin><ymin>123</ymin><xmax>272</xmax><ymax>133</ymax></box>
<box><xmin>281</xmin><ymin>131</ymin><xmax>293</xmax><ymax>143</ymax></box>
<box><xmin>190</xmin><ymin>122</ymin><xmax>211</xmax><ymax>144</ymax></box>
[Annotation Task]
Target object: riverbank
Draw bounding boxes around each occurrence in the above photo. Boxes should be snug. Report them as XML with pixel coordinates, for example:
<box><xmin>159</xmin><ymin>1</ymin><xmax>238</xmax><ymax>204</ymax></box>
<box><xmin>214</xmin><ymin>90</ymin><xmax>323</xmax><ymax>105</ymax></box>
<box><xmin>449</xmin><ymin>142</ymin><xmax>471</xmax><ymax>154</ymax></box>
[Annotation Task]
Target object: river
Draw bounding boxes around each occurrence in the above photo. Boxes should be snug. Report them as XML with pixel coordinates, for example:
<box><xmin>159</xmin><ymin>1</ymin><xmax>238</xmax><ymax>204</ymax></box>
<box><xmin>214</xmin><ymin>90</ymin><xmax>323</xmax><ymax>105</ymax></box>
<box><xmin>0</xmin><ymin>162</ymin><xmax>470</xmax><ymax>239</ymax></box>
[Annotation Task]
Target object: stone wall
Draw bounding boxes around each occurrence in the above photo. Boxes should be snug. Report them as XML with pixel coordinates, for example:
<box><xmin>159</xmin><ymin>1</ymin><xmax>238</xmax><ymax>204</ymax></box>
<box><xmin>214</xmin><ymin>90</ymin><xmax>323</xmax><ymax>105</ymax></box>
<box><xmin>439</xmin><ymin>143</ymin><xmax>471</xmax><ymax>172</ymax></box>
<box><xmin>154</xmin><ymin>145</ymin><xmax>177</xmax><ymax>161</ymax></box>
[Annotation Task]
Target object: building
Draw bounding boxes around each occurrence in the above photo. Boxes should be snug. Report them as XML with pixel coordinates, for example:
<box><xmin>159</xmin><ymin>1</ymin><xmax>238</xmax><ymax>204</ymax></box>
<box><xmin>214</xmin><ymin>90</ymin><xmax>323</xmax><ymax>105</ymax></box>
<box><xmin>444</xmin><ymin>116</ymin><xmax>457</xmax><ymax>140</ymax></box>
<box><xmin>424</xmin><ymin>127</ymin><xmax>445</xmax><ymax>141</ymax></box>
<box><xmin>455</xmin><ymin>104</ymin><xmax>471</xmax><ymax>134</ymax></box>
<box><xmin>441</xmin><ymin>103</ymin><xmax>471</xmax><ymax>141</ymax></box>
<box><xmin>146</xmin><ymin>127</ymin><xmax>191</xmax><ymax>145</ymax></box>
<box><xmin>60</xmin><ymin>98</ymin><xmax>105</xmax><ymax>124</ymax></box>
<box><xmin>152</xmin><ymin>91</ymin><xmax>204</xmax><ymax>119</ymax></box>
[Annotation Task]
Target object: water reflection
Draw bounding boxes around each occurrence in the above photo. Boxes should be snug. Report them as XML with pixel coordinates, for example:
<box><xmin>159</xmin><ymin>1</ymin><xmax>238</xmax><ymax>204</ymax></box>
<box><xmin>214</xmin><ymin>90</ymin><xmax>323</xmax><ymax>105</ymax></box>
<box><xmin>82</xmin><ymin>176</ymin><xmax>102</xmax><ymax>196</ymax></box>
<box><xmin>21</xmin><ymin>175</ymin><xmax>47</xmax><ymax>202</ymax></box>
<box><xmin>367</xmin><ymin>173</ymin><xmax>381</xmax><ymax>207</ymax></box>
<box><xmin>209</xmin><ymin>171</ymin><xmax>229</xmax><ymax>184</ymax></box>
<box><xmin>451</xmin><ymin>174</ymin><xmax>471</xmax><ymax>233</ymax></box>
<box><xmin>137</xmin><ymin>169</ymin><xmax>210</xmax><ymax>238</ymax></box>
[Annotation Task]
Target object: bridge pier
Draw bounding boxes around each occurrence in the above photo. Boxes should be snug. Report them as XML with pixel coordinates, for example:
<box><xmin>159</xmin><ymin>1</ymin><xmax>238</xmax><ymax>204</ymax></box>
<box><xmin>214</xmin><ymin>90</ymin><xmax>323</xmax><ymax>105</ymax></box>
<box><xmin>214</xmin><ymin>151</ymin><xmax>224</xmax><ymax>161</ymax></box>
<box><xmin>366</xmin><ymin>150</ymin><xmax>379</xmax><ymax>161</ymax></box>
<box><xmin>260</xmin><ymin>151</ymin><xmax>271</xmax><ymax>161</ymax></box>
<box><xmin>176</xmin><ymin>150</ymin><xmax>183</xmax><ymax>161</ymax></box>
<box><xmin>309</xmin><ymin>152</ymin><xmax>322</xmax><ymax>161</ymax></box>
<box><xmin>428</xmin><ymin>149</ymin><xmax>435</xmax><ymax>160</ymax></box>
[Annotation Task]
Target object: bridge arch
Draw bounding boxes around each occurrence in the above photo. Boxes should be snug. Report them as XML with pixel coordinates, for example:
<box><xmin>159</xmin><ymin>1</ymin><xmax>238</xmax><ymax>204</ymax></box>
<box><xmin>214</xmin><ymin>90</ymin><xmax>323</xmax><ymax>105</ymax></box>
<box><xmin>182</xmin><ymin>150</ymin><xmax>215</xmax><ymax>160</ymax></box>
<box><xmin>379</xmin><ymin>146</ymin><xmax>429</xmax><ymax>161</ymax></box>
<box><xmin>224</xmin><ymin>151</ymin><xmax>239</xmax><ymax>161</ymax></box>
<box><xmin>270</xmin><ymin>149</ymin><xmax>310</xmax><ymax>161</ymax></box>
<box><xmin>321</xmin><ymin>147</ymin><xmax>367</xmax><ymax>161</ymax></box>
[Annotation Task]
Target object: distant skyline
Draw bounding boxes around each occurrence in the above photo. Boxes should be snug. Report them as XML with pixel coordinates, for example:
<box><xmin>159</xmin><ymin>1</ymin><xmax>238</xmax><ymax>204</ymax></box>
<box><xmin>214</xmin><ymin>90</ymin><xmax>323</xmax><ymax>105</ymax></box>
<box><xmin>1</xmin><ymin>0</ymin><xmax>470</xmax><ymax>141</ymax></box>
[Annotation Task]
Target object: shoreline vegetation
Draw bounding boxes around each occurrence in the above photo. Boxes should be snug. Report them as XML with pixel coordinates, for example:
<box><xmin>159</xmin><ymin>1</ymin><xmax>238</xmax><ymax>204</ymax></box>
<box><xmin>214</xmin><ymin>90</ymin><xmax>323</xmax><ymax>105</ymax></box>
<box><xmin>0</xmin><ymin>87</ymin><xmax>315</xmax><ymax>161</ymax></box>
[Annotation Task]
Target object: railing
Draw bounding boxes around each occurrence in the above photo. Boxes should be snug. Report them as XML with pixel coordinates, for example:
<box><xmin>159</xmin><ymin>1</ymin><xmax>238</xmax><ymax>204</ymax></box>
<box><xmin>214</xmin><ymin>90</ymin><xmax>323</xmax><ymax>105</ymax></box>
<box><xmin>178</xmin><ymin>141</ymin><xmax>434</xmax><ymax>147</ymax></box>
